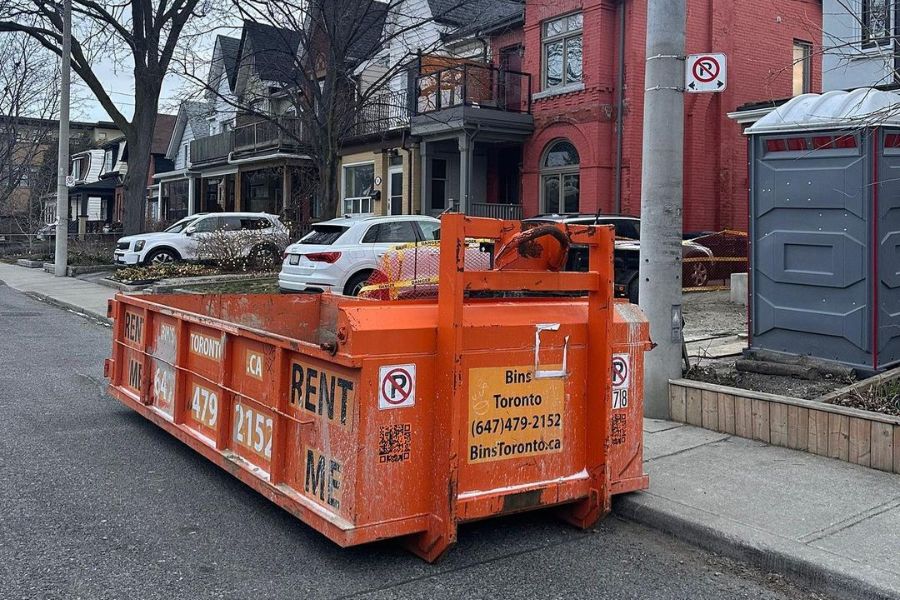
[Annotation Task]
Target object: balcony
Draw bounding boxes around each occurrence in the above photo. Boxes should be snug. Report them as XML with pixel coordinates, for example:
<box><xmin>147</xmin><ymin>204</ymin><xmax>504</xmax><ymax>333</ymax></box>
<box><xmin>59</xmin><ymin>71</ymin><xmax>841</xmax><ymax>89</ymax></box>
<box><xmin>232</xmin><ymin>117</ymin><xmax>310</xmax><ymax>158</ymax></box>
<box><xmin>411</xmin><ymin>63</ymin><xmax>534</xmax><ymax>139</ymax></box>
<box><xmin>346</xmin><ymin>90</ymin><xmax>410</xmax><ymax>140</ymax></box>
<box><xmin>190</xmin><ymin>131</ymin><xmax>233</xmax><ymax>166</ymax></box>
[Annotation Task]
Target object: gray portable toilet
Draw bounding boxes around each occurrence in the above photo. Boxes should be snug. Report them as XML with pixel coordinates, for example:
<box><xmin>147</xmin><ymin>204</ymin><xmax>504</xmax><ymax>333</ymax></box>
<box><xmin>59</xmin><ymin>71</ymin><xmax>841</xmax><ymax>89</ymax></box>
<box><xmin>746</xmin><ymin>88</ymin><xmax>900</xmax><ymax>371</ymax></box>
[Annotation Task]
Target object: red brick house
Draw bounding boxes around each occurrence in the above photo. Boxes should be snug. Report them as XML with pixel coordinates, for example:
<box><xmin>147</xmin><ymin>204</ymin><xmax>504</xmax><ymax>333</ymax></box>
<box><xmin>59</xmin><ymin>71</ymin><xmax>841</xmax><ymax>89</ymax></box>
<box><xmin>482</xmin><ymin>0</ymin><xmax>823</xmax><ymax>232</ymax></box>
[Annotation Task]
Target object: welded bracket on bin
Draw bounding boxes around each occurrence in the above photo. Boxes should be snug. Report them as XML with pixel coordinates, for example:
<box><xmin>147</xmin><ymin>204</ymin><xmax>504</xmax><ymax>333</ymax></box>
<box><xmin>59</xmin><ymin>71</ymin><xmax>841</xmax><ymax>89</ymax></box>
<box><xmin>534</xmin><ymin>323</ymin><xmax>568</xmax><ymax>379</ymax></box>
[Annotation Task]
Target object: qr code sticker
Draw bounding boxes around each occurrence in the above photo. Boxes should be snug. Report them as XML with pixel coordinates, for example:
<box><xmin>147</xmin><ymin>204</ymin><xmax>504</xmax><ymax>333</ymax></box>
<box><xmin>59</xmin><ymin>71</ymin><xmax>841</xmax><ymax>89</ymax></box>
<box><xmin>611</xmin><ymin>414</ymin><xmax>627</xmax><ymax>445</ymax></box>
<box><xmin>379</xmin><ymin>423</ymin><xmax>411</xmax><ymax>463</ymax></box>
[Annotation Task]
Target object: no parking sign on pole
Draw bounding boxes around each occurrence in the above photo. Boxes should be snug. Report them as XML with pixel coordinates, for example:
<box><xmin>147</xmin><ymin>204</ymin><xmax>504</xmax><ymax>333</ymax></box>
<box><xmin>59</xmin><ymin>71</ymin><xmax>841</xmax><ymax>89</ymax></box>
<box><xmin>686</xmin><ymin>53</ymin><xmax>727</xmax><ymax>93</ymax></box>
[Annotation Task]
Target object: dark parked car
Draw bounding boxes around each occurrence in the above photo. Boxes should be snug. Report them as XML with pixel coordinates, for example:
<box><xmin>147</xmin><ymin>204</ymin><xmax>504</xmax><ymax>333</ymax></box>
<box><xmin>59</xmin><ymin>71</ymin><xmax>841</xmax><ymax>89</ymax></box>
<box><xmin>523</xmin><ymin>213</ymin><xmax>714</xmax><ymax>303</ymax></box>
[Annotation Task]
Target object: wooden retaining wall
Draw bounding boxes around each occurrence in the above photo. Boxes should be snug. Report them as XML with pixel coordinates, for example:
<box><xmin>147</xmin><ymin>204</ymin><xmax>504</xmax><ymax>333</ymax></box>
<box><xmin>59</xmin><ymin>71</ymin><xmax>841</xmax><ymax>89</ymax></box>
<box><xmin>669</xmin><ymin>378</ymin><xmax>900</xmax><ymax>474</ymax></box>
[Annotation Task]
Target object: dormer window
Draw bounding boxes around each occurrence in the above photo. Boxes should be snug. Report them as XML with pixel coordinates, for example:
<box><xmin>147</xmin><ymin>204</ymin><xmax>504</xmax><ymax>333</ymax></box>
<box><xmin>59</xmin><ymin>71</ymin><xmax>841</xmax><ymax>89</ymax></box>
<box><xmin>103</xmin><ymin>148</ymin><xmax>115</xmax><ymax>173</ymax></box>
<box><xmin>71</xmin><ymin>158</ymin><xmax>82</xmax><ymax>180</ymax></box>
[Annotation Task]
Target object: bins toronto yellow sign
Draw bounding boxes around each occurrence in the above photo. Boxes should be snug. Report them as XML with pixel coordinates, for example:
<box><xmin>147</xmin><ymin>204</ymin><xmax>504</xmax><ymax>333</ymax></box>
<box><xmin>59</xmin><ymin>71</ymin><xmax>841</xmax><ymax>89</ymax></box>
<box><xmin>468</xmin><ymin>366</ymin><xmax>564</xmax><ymax>463</ymax></box>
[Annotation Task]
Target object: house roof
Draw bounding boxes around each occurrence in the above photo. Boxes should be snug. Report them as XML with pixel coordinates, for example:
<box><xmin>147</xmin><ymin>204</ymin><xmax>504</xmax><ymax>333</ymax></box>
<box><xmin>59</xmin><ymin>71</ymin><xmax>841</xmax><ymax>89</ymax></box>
<box><xmin>348</xmin><ymin>2</ymin><xmax>389</xmax><ymax>61</ymax></box>
<box><xmin>745</xmin><ymin>88</ymin><xmax>900</xmax><ymax>134</ymax></box>
<box><xmin>428</xmin><ymin>0</ymin><xmax>523</xmax><ymax>37</ymax></box>
<box><xmin>151</xmin><ymin>114</ymin><xmax>177</xmax><ymax>154</ymax></box>
<box><xmin>240</xmin><ymin>21</ymin><xmax>302</xmax><ymax>85</ymax></box>
<box><xmin>216</xmin><ymin>35</ymin><xmax>241</xmax><ymax>87</ymax></box>
<box><xmin>166</xmin><ymin>101</ymin><xmax>211</xmax><ymax>159</ymax></box>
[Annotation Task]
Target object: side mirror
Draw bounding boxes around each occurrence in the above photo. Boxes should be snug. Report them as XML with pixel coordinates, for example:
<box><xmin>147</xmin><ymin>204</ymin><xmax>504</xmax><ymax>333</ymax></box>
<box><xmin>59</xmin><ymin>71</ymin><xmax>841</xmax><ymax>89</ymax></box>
<box><xmin>185</xmin><ymin>226</ymin><xmax>196</xmax><ymax>236</ymax></box>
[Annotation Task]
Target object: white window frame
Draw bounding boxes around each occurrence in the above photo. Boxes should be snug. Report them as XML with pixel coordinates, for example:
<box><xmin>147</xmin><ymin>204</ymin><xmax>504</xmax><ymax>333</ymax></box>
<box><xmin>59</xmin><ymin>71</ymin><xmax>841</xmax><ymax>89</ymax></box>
<box><xmin>341</xmin><ymin>160</ymin><xmax>376</xmax><ymax>214</ymax></box>
<box><xmin>541</xmin><ymin>12</ymin><xmax>584</xmax><ymax>90</ymax></box>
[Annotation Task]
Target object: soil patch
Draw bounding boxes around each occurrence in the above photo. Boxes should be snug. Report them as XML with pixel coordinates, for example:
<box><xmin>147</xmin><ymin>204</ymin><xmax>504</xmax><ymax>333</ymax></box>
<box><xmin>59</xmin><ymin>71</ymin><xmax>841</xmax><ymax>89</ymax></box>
<box><xmin>176</xmin><ymin>277</ymin><xmax>280</xmax><ymax>295</ymax></box>
<box><xmin>686</xmin><ymin>362</ymin><xmax>852</xmax><ymax>400</ymax></box>
<box><xmin>827</xmin><ymin>379</ymin><xmax>900</xmax><ymax>417</ymax></box>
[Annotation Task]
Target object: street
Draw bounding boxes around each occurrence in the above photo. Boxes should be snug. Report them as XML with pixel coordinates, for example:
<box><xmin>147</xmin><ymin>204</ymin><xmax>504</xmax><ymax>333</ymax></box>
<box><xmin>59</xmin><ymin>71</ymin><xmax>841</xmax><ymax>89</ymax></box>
<box><xmin>0</xmin><ymin>283</ymin><xmax>827</xmax><ymax>600</ymax></box>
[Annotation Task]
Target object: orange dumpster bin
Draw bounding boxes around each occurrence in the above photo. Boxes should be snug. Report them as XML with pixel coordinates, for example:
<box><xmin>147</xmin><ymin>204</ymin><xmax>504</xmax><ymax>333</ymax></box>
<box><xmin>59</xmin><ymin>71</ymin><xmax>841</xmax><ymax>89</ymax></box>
<box><xmin>105</xmin><ymin>215</ymin><xmax>650</xmax><ymax>561</ymax></box>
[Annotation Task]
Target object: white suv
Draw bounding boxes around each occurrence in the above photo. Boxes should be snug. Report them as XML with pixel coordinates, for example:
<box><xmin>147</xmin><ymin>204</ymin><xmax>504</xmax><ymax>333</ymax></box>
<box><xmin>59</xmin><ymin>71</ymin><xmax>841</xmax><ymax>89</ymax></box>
<box><xmin>279</xmin><ymin>214</ymin><xmax>440</xmax><ymax>295</ymax></box>
<box><xmin>114</xmin><ymin>212</ymin><xmax>288</xmax><ymax>266</ymax></box>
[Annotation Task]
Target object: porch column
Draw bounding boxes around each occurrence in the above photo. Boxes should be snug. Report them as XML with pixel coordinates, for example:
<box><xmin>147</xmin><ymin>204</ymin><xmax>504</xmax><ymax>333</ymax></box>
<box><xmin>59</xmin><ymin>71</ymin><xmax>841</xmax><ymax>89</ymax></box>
<box><xmin>282</xmin><ymin>165</ymin><xmax>291</xmax><ymax>215</ymax></box>
<box><xmin>420</xmin><ymin>140</ymin><xmax>429</xmax><ymax>214</ymax></box>
<box><xmin>234</xmin><ymin>170</ymin><xmax>243</xmax><ymax>211</ymax></box>
<box><xmin>187</xmin><ymin>177</ymin><xmax>196</xmax><ymax>215</ymax></box>
<box><xmin>458</xmin><ymin>133</ymin><xmax>470</xmax><ymax>214</ymax></box>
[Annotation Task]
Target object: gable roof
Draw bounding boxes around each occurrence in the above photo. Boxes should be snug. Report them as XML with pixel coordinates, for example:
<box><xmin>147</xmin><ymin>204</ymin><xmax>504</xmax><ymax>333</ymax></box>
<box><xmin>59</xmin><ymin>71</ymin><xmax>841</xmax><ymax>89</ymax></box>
<box><xmin>427</xmin><ymin>0</ymin><xmax>523</xmax><ymax>36</ymax></box>
<box><xmin>166</xmin><ymin>101</ymin><xmax>211</xmax><ymax>159</ymax></box>
<box><xmin>217</xmin><ymin>35</ymin><xmax>241</xmax><ymax>88</ymax></box>
<box><xmin>239</xmin><ymin>21</ymin><xmax>302</xmax><ymax>85</ymax></box>
<box><xmin>348</xmin><ymin>2</ymin><xmax>389</xmax><ymax>62</ymax></box>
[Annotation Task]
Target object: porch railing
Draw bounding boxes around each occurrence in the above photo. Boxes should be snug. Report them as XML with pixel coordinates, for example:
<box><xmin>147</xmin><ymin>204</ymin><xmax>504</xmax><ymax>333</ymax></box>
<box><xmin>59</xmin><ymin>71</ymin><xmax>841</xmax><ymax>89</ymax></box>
<box><xmin>347</xmin><ymin>90</ymin><xmax>410</xmax><ymax>139</ymax></box>
<box><xmin>468</xmin><ymin>202</ymin><xmax>523</xmax><ymax>220</ymax></box>
<box><xmin>190</xmin><ymin>131</ymin><xmax>233</xmax><ymax>165</ymax></box>
<box><xmin>233</xmin><ymin>117</ymin><xmax>309</xmax><ymax>154</ymax></box>
<box><xmin>415</xmin><ymin>63</ymin><xmax>532</xmax><ymax>115</ymax></box>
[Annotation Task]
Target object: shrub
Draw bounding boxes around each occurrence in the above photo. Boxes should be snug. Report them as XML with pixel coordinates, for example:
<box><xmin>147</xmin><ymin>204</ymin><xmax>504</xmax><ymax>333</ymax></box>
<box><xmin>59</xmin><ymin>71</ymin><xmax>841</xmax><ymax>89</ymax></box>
<box><xmin>112</xmin><ymin>262</ymin><xmax>216</xmax><ymax>284</ymax></box>
<box><xmin>196</xmin><ymin>229</ymin><xmax>289</xmax><ymax>273</ymax></box>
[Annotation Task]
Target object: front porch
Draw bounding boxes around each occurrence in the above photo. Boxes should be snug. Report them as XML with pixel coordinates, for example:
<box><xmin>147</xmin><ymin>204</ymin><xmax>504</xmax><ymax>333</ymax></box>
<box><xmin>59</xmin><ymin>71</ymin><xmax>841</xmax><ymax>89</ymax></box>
<box><xmin>419</xmin><ymin>137</ymin><xmax>525</xmax><ymax>220</ymax></box>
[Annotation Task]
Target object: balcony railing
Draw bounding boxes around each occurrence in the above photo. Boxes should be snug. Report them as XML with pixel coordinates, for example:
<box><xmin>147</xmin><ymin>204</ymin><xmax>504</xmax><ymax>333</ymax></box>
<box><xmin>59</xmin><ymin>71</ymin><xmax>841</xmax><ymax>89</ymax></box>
<box><xmin>347</xmin><ymin>90</ymin><xmax>410</xmax><ymax>139</ymax></box>
<box><xmin>190</xmin><ymin>131</ymin><xmax>233</xmax><ymax>165</ymax></box>
<box><xmin>468</xmin><ymin>202</ymin><xmax>523</xmax><ymax>220</ymax></box>
<box><xmin>233</xmin><ymin>117</ymin><xmax>309</xmax><ymax>155</ymax></box>
<box><xmin>415</xmin><ymin>63</ymin><xmax>532</xmax><ymax>115</ymax></box>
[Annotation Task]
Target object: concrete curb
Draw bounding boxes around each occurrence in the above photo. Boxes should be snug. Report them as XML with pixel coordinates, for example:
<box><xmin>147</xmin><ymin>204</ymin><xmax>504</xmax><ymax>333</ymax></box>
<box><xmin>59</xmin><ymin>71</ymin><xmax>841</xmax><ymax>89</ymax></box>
<box><xmin>614</xmin><ymin>492</ymin><xmax>900</xmax><ymax>600</ymax></box>
<box><xmin>22</xmin><ymin>291</ymin><xmax>112</xmax><ymax>327</ymax></box>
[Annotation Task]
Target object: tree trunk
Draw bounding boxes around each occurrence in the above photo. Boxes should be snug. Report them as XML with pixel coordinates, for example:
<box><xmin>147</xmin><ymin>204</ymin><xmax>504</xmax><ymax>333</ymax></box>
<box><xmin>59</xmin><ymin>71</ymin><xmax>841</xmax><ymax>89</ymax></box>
<box><xmin>121</xmin><ymin>103</ymin><xmax>159</xmax><ymax>235</ymax></box>
<box><xmin>317</xmin><ymin>149</ymin><xmax>341</xmax><ymax>219</ymax></box>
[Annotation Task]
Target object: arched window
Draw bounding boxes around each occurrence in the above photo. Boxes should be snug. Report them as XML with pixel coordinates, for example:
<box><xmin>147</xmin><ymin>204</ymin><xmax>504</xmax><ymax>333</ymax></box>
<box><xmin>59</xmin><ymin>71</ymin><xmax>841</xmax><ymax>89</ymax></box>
<box><xmin>541</xmin><ymin>140</ymin><xmax>580</xmax><ymax>213</ymax></box>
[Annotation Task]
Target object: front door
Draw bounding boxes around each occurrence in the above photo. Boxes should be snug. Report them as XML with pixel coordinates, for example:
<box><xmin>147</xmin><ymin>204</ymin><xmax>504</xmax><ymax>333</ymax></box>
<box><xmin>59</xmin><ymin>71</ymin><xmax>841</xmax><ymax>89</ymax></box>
<box><xmin>389</xmin><ymin>167</ymin><xmax>403</xmax><ymax>215</ymax></box>
<box><xmin>500</xmin><ymin>45</ymin><xmax>524</xmax><ymax>111</ymax></box>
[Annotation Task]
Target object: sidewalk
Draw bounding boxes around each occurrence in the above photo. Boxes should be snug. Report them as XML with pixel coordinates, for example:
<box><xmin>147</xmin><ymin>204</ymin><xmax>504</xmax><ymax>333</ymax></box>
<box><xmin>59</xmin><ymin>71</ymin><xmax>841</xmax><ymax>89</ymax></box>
<box><xmin>616</xmin><ymin>419</ymin><xmax>900</xmax><ymax>600</ymax></box>
<box><xmin>0</xmin><ymin>262</ymin><xmax>115</xmax><ymax>322</ymax></box>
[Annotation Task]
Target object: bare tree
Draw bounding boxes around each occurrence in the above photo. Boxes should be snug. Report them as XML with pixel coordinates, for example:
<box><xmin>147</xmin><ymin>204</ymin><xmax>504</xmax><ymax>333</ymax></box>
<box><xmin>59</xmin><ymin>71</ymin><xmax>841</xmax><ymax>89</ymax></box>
<box><xmin>181</xmin><ymin>0</ymin><xmax>488</xmax><ymax>221</ymax></box>
<box><xmin>0</xmin><ymin>0</ymin><xmax>214</xmax><ymax>235</ymax></box>
<box><xmin>0</xmin><ymin>33</ymin><xmax>61</xmax><ymax>238</ymax></box>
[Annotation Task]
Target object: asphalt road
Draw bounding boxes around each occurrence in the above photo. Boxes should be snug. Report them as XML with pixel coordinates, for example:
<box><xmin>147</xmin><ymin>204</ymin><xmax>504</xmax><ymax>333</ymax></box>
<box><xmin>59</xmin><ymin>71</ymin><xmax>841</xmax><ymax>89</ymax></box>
<box><xmin>0</xmin><ymin>283</ymin><xmax>830</xmax><ymax>600</ymax></box>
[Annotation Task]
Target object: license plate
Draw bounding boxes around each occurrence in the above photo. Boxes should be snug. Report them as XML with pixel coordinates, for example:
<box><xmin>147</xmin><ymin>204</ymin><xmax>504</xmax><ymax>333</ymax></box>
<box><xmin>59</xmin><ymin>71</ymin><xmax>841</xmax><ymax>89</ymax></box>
<box><xmin>289</xmin><ymin>254</ymin><xmax>300</xmax><ymax>265</ymax></box>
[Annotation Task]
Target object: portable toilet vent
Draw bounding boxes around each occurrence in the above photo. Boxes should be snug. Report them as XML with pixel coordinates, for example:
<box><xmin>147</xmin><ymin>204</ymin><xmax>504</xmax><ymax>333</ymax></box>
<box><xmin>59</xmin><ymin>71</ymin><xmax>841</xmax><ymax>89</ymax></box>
<box><xmin>746</xmin><ymin>88</ymin><xmax>900</xmax><ymax>371</ymax></box>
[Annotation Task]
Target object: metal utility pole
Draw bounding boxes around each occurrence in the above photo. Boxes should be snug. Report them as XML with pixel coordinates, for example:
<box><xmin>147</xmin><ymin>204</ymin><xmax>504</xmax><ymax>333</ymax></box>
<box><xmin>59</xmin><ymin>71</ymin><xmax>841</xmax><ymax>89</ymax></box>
<box><xmin>638</xmin><ymin>0</ymin><xmax>685</xmax><ymax>418</ymax></box>
<box><xmin>54</xmin><ymin>0</ymin><xmax>72</xmax><ymax>277</ymax></box>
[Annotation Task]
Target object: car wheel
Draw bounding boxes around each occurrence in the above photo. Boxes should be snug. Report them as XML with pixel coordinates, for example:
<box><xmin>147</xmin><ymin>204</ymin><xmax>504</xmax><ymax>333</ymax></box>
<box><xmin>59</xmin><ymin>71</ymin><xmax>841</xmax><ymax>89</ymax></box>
<box><xmin>145</xmin><ymin>248</ymin><xmax>179</xmax><ymax>265</ymax></box>
<box><xmin>627</xmin><ymin>278</ymin><xmax>639</xmax><ymax>304</ymax></box>
<box><xmin>686</xmin><ymin>261</ymin><xmax>709</xmax><ymax>288</ymax></box>
<box><xmin>343</xmin><ymin>271</ymin><xmax>372</xmax><ymax>297</ymax></box>
<box><xmin>249</xmin><ymin>244</ymin><xmax>281</xmax><ymax>271</ymax></box>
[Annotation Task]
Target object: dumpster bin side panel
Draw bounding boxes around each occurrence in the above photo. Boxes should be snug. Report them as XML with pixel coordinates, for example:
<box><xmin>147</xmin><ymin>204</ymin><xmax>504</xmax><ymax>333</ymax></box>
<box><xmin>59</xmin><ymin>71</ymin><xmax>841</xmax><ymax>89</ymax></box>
<box><xmin>354</xmin><ymin>357</ymin><xmax>436</xmax><ymax>526</ymax></box>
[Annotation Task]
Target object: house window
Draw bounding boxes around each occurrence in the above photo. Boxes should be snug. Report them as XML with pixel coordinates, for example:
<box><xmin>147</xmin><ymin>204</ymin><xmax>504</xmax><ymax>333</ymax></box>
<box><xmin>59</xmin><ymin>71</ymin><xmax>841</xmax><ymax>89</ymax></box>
<box><xmin>71</xmin><ymin>158</ymin><xmax>81</xmax><ymax>180</ymax></box>
<box><xmin>540</xmin><ymin>140</ymin><xmax>580</xmax><ymax>213</ymax></box>
<box><xmin>792</xmin><ymin>41</ymin><xmax>812</xmax><ymax>95</ymax></box>
<box><xmin>182</xmin><ymin>143</ymin><xmax>190</xmax><ymax>165</ymax></box>
<box><xmin>862</xmin><ymin>0</ymin><xmax>891</xmax><ymax>47</ymax></box>
<box><xmin>542</xmin><ymin>12</ymin><xmax>583</xmax><ymax>89</ymax></box>
<box><xmin>103</xmin><ymin>149</ymin><xmax>114</xmax><ymax>173</ymax></box>
<box><xmin>342</xmin><ymin>162</ymin><xmax>375</xmax><ymax>213</ymax></box>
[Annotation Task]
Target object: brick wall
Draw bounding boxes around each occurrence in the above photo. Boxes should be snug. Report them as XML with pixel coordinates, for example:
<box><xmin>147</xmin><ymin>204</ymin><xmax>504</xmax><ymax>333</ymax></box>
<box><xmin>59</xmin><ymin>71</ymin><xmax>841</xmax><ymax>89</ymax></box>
<box><xmin>512</xmin><ymin>0</ymin><xmax>823</xmax><ymax>232</ymax></box>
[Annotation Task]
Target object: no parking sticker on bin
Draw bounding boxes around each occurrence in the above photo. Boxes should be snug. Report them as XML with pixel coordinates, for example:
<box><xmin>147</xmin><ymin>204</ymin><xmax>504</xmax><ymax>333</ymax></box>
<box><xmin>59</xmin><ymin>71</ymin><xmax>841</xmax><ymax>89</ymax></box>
<box><xmin>379</xmin><ymin>364</ymin><xmax>416</xmax><ymax>409</ymax></box>
<box><xmin>612</xmin><ymin>353</ymin><xmax>630</xmax><ymax>409</ymax></box>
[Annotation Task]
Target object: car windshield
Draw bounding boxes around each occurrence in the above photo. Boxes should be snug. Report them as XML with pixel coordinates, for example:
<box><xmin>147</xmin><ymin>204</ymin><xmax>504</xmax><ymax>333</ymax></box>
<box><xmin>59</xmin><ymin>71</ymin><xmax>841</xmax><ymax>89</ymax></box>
<box><xmin>299</xmin><ymin>224</ymin><xmax>349</xmax><ymax>245</ymax></box>
<box><xmin>164</xmin><ymin>217</ymin><xmax>198</xmax><ymax>233</ymax></box>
